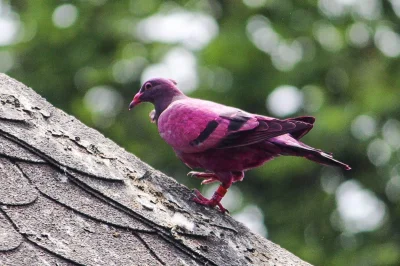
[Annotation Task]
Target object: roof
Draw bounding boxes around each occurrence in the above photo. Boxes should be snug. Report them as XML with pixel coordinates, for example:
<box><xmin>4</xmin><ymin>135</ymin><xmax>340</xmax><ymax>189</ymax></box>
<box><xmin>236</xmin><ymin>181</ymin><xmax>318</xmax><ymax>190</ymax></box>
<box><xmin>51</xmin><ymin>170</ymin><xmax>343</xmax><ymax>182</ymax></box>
<box><xmin>0</xmin><ymin>73</ymin><xmax>311</xmax><ymax>266</ymax></box>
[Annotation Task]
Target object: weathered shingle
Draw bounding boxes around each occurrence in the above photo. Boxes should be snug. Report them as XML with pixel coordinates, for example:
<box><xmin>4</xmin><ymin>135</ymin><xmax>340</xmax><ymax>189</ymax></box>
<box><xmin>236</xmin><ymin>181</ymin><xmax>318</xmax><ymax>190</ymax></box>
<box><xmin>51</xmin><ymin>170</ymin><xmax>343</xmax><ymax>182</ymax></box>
<box><xmin>0</xmin><ymin>242</ymin><xmax>71</xmax><ymax>266</ymax></box>
<box><xmin>0</xmin><ymin>73</ymin><xmax>312</xmax><ymax>266</ymax></box>
<box><xmin>0</xmin><ymin>135</ymin><xmax>45</xmax><ymax>163</ymax></box>
<box><xmin>3</xmin><ymin>196</ymin><xmax>161</xmax><ymax>266</ymax></box>
<box><xmin>0</xmin><ymin>211</ymin><xmax>22</xmax><ymax>252</ymax></box>
<box><xmin>18</xmin><ymin>162</ymin><xmax>153</xmax><ymax>232</ymax></box>
<box><xmin>0</xmin><ymin>158</ymin><xmax>38</xmax><ymax>206</ymax></box>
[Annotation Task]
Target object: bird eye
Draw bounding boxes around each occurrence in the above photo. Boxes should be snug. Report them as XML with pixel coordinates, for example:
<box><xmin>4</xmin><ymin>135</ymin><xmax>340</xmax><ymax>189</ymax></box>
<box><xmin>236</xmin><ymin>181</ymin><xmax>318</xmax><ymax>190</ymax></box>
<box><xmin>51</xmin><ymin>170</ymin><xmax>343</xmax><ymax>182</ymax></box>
<box><xmin>145</xmin><ymin>83</ymin><xmax>152</xmax><ymax>90</ymax></box>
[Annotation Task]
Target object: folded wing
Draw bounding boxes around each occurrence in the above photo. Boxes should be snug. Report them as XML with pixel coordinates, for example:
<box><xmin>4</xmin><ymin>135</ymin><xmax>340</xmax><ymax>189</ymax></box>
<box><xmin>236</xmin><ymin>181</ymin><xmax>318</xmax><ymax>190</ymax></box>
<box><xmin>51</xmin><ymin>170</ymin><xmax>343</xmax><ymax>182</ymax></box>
<box><xmin>157</xmin><ymin>98</ymin><xmax>314</xmax><ymax>153</ymax></box>
<box><xmin>217</xmin><ymin>116</ymin><xmax>314</xmax><ymax>149</ymax></box>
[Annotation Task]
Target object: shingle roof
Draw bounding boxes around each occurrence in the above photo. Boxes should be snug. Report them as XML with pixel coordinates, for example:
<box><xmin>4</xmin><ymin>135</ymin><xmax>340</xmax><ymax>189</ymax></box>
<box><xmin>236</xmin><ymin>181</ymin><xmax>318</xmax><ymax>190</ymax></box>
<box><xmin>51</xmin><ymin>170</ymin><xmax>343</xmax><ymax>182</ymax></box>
<box><xmin>0</xmin><ymin>73</ymin><xmax>311</xmax><ymax>266</ymax></box>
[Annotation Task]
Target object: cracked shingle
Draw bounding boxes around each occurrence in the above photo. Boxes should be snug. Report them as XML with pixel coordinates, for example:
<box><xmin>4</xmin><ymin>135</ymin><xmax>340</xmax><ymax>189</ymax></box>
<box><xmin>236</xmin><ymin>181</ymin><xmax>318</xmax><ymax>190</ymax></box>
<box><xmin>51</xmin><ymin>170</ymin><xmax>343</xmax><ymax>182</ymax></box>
<box><xmin>0</xmin><ymin>93</ymin><xmax>27</xmax><ymax>122</ymax></box>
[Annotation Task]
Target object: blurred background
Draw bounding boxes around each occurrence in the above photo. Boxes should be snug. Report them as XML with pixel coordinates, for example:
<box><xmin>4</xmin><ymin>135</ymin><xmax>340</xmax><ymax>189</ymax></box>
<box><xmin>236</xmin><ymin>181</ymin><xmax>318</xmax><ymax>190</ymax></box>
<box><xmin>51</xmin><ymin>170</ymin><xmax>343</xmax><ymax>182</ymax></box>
<box><xmin>1</xmin><ymin>0</ymin><xmax>400</xmax><ymax>265</ymax></box>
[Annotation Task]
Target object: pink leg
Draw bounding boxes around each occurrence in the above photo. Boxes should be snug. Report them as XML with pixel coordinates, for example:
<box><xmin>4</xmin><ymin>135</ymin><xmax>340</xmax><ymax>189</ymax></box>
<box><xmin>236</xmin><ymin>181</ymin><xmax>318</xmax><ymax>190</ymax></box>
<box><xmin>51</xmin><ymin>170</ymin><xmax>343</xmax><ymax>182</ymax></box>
<box><xmin>192</xmin><ymin>172</ymin><xmax>234</xmax><ymax>213</ymax></box>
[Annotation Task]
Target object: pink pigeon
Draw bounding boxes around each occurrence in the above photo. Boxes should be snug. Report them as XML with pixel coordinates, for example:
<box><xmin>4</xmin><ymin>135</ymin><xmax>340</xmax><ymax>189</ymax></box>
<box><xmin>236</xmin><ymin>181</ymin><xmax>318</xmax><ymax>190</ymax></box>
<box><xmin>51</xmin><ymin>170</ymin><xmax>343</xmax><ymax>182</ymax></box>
<box><xmin>129</xmin><ymin>78</ymin><xmax>350</xmax><ymax>213</ymax></box>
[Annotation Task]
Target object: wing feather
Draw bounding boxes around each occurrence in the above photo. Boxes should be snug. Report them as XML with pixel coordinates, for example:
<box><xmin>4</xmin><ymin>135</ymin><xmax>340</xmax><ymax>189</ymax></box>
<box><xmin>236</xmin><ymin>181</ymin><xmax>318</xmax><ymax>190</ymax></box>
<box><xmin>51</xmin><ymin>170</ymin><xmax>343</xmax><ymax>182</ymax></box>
<box><xmin>158</xmin><ymin>98</ymin><xmax>314</xmax><ymax>153</ymax></box>
<box><xmin>217</xmin><ymin>119</ymin><xmax>313</xmax><ymax>149</ymax></box>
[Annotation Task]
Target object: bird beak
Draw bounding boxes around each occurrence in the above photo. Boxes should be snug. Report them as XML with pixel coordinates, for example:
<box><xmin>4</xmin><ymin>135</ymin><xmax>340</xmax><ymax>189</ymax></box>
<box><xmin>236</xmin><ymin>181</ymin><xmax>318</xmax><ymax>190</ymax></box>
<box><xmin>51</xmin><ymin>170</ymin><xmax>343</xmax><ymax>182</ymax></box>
<box><xmin>129</xmin><ymin>92</ymin><xmax>143</xmax><ymax>110</ymax></box>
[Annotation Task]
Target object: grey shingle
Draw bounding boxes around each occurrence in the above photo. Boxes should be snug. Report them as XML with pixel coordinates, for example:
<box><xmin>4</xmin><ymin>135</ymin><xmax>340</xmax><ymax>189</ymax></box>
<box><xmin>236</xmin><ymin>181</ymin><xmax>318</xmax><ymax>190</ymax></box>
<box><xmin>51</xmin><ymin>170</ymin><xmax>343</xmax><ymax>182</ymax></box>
<box><xmin>0</xmin><ymin>242</ymin><xmax>72</xmax><ymax>266</ymax></box>
<box><xmin>0</xmin><ymin>158</ymin><xmax>38</xmax><ymax>206</ymax></box>
<box><xmin>18</xmin><ymin>162</ymin><xmax>153</xmax><ymax>232</ymax></box>
<box><xmin>0</xmin><ymin>211</ymin><xmax>22</xmax><ymax>251</ymax></box>
<box><xmin>3</xmin><ymin>195</ymin><xmax>160</xmax><ymax>266</ymax></box>
<box><xmin>0</xmin><ymin>135</ymin><xmax>45</xmax><ymax>163</ymax></box>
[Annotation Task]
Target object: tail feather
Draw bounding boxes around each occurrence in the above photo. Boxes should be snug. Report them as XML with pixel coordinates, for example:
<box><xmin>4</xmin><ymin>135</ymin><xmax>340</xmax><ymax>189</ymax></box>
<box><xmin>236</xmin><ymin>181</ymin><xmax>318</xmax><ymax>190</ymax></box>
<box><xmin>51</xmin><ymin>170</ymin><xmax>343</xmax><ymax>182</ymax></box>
<box><xmin>303</xmin><ymin>150</ymin><xmax>351</xmax><ymax>170</ymax></box>
<box><xmin>273</xmin><ymin>138</ymin><xmax>351</xmax><ymax>170</ymax></box>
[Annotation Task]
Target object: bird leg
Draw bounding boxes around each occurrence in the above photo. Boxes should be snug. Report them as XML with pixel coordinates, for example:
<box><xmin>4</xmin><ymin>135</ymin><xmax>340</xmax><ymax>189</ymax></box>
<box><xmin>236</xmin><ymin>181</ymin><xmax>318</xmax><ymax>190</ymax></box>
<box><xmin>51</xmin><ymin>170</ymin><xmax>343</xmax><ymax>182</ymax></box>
<box><xmin>192</xmin><ymin>172</ymin><xmax>234</xmax><ymax>213</ymax></box>
<box><xmin>187</xmin><ymin>171</ymin><xmax>219</xmax><ymax>185</ymax></box>
<box><xmin>192</xmin><ymin>185</ymin><xmax>229</xmax><ymax>213</ymax></box>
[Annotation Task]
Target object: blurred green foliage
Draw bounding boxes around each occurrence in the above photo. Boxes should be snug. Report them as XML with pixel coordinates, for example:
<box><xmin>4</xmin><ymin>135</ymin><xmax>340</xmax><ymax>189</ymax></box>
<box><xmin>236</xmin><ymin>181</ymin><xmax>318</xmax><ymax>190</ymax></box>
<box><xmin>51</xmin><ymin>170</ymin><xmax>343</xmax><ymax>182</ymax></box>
<box><xmin>2</xmin><ymin>0</ymin><xmax>400</xmax><ymax>265</ymax></box>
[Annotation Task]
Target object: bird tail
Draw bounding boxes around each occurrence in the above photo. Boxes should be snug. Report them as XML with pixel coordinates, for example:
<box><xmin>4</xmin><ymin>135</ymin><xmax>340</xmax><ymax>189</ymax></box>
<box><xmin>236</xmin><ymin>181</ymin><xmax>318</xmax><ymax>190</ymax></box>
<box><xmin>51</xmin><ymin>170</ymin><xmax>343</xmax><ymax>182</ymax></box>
<box><xmin>301</xmin><ymin>148</ymin><xmax>351</xmax><ymax>170</ymax></box>
<box><xmin>274</xmin><ymin>140</ymin><xmax>351</xmax><ymax>170</ymax></box>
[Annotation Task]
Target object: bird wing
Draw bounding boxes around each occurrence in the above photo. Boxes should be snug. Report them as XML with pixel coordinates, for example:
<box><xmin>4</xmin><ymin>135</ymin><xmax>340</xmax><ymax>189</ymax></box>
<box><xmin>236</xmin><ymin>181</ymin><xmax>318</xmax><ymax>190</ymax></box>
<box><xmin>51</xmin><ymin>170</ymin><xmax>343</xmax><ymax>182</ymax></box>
<box><xmin>157</xmin><ymin>99</ymin><xmax>259</xmax><ymax>153</ymax></box>
<box><xmin>158</xmin><ymin>98</ymin><xmax>314</xmax><ymax>153</ymax></box>
<box><xmin>216</xmin><ymin>116</ymin><xmax>314</xmax><ymax>149</ymax></box>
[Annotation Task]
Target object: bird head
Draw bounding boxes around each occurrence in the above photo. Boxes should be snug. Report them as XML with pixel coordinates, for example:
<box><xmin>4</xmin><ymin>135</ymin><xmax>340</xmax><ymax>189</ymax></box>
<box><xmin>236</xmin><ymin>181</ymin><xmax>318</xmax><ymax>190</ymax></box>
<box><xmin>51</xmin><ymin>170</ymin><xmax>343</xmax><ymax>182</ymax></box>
<box><xmin>129</xmin><ymin>78</ymin><xmax>182</xmax><ymax>110</ymax></box>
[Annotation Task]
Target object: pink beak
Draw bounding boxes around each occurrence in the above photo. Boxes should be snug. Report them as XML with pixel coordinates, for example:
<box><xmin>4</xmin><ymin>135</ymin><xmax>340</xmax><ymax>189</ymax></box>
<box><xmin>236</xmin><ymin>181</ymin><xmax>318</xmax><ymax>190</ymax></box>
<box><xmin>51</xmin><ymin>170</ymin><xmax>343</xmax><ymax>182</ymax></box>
<box><xmin>129</xmin><ymin>92</ymin><xmax>143</xmax><ymax>110</ymax></box>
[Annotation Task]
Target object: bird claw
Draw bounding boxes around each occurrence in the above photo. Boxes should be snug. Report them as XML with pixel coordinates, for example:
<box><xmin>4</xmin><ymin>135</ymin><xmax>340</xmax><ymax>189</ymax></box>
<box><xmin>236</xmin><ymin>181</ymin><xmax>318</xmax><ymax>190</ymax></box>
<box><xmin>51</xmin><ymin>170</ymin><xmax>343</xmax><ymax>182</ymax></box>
<box><xmin>192</xmin><ymin>189</ymin><xmax>229</xmax><ymax>213</ymax></box>
<box><xmin>187</xmin><ymin>171</ymin><xmax>200</xmax><ymax>177</ymax></box>
<box><xmin>188</xmin><ymin>171</ymin><xmax>214</xmax><ymax>178</ymax></box>
<box><xmin>187</xmin><ymin>172</ymin><xmax>219</xmax><ymax>185</ymax></box>
<box><xmin>200</xmin><ymin>178</ymin><xmax>219</xmax><ymax>185</ymax></box>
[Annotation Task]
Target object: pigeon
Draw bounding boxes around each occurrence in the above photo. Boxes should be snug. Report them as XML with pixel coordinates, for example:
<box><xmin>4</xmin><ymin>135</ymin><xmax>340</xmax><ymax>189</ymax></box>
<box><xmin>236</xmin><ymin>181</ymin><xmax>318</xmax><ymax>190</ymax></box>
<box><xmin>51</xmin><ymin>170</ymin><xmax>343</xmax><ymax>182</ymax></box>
<box><xmin>129</xmin><ymin>78</ymin><xmax>350</xmax><ymax>213</ymax></box>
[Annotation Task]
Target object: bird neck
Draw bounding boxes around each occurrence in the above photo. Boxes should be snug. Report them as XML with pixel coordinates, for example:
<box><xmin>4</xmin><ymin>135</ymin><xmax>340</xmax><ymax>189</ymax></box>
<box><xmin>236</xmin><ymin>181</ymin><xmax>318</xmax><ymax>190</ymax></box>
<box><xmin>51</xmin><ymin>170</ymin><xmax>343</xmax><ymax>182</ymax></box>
<box><xmin>154</xmin><ymin>93</ymin><xmax>187</xmax><ymax>122</ymax></box>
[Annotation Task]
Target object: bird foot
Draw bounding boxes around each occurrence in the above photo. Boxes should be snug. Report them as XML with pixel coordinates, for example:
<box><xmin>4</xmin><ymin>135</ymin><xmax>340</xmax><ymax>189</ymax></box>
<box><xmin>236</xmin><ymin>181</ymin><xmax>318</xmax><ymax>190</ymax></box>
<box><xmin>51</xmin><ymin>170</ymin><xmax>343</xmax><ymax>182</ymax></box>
<box><xmin>187</xmin><ymin>171</ymin><xmax>219</xmax><ymax>185</ymax></box>
<box><xmin>192</xmin><ymin>189</ymin><xmax>228</xmax><ymax>213</ymax></box>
